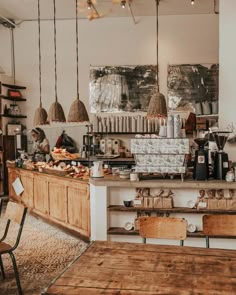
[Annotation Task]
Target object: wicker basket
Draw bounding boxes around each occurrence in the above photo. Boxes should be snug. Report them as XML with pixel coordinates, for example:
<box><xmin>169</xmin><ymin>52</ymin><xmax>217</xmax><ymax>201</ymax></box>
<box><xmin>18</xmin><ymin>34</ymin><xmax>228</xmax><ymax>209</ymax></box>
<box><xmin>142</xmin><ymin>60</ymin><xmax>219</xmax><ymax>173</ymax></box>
<box><xmin>41</xmin><ymin>167</ymin><xmax>72</xmax><ymax>176</ymax></box>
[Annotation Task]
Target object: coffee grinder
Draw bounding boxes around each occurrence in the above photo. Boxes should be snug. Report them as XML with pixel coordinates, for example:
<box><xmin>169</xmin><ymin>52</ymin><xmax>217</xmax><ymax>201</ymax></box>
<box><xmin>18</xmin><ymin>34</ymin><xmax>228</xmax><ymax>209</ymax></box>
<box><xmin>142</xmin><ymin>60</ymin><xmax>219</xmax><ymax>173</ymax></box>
<box><xmin>193</xmin><ymin>131</ymin><xmax>209</xmax><ymax>180</ymax></box>
<box><xmin>212</xmin><ymin>131</ymin><xmax>230</xmax><ymax>180</ymax></box>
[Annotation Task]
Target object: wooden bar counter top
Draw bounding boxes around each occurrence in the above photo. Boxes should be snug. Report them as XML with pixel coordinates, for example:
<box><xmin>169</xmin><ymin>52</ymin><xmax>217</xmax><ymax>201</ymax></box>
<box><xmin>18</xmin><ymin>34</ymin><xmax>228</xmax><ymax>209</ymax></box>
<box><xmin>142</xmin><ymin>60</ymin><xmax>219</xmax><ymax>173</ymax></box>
<box><xmin>90</xmin><ymin>175</ymin><xmax>236</xmax><ymax>189</ymax></box>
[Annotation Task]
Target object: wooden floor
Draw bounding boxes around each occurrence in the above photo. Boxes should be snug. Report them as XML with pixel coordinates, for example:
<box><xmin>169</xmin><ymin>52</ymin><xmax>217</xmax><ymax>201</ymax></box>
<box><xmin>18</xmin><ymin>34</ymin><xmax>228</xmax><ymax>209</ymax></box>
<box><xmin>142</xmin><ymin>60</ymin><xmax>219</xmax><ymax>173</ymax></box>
<box><xmin>43</xmin><ymin>241</ymin><xmax>236</xmax><ymax>295</ymax></box>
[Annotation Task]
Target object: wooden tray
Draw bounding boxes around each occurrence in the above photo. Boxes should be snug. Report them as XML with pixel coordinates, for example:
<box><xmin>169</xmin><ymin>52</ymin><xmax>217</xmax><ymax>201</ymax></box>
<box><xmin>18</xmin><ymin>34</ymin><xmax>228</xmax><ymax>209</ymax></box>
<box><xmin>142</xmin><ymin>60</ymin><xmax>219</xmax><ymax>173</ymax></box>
<box><xmin>51</xmin><ymin>152</ymin><xmax>80</xmax><ymax>161</ymax></box>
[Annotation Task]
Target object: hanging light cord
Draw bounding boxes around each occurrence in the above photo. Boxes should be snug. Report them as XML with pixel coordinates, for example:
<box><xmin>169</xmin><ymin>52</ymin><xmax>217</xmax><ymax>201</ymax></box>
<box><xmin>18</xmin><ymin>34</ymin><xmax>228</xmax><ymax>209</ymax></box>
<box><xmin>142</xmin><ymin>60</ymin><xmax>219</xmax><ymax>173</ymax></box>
<box><xmin>53</xmin><ymin>0</ymin><xmax>58</xmax><ymax>101</ymax></box>
<box><xmin>10</xmin><ymin>28</ymin><xmax>15</xmax><ymax>85</ymax></box>
<box><xmin>76</xmin><ymin>0</ymin><xmax>80</xmax><ymax>99</ymax></box>
<box><xmin>156</xmin><ymin>0</ymin><xmax>159</xmax><ymax>92</ymax></box>
<box><xmin>38</xmin><ymin>0</ymin><xmax>42</xmax><ymax>106</ymax></box>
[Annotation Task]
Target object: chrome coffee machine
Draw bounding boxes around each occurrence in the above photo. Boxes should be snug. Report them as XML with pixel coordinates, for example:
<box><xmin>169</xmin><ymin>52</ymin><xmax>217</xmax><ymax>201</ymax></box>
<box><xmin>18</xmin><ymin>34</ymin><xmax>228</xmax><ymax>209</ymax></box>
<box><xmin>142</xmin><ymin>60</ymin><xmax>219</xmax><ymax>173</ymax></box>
<box><xmin>212</xmin><ymin>131</ymin><xmax>230</xmax><ymax>180</ymax></box>
<box><xmin>193</xmin><ymin>135</ymin><xmax>209</xmax><ymax>180</ymax></box>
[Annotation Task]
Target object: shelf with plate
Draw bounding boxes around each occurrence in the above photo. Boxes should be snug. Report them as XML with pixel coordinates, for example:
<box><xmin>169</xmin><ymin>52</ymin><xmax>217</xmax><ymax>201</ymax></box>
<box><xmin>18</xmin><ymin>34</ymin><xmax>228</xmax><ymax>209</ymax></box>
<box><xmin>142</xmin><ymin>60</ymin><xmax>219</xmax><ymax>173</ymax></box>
<box><xmin>107</xmin><ymin>227</ymin><xmax>236</xmax><ymax>239</ymax></box>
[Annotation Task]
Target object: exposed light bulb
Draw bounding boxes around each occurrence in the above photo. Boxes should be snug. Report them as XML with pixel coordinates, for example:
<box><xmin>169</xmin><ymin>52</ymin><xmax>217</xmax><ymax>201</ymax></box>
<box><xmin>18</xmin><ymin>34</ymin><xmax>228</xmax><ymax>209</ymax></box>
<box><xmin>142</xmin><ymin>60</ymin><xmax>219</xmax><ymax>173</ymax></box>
<box><xmin>87</xmin><ymin>0</ymin><xmax>92</xmax><ymax>9</ymax></box>
<box><xmin>191</xmin><ymin>0</ymin><xmax>195</xmax><ymax>5</ymax></box>
<box><xmin>121</xmin><ymin>0</ymin><xmax>126</xmax><ymax>9</ymax></box>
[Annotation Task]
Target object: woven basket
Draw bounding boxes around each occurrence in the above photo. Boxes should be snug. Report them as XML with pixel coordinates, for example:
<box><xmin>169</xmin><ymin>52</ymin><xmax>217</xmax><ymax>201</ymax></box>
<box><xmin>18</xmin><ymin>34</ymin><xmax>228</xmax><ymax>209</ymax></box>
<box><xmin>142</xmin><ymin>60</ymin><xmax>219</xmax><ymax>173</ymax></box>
<box><xmin>41</xmin><ymin>167</ymin><xmax>72</xmax><ymax>176</ymax></box>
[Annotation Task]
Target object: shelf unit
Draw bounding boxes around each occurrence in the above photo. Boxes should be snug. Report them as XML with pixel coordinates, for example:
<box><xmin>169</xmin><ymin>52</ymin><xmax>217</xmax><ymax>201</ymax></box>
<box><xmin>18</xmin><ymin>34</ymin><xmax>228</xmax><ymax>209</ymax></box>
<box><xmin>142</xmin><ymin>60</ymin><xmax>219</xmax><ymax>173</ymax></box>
<box><xmin>108</xmin><ymin>205</ymin><xmax>236</xmax><ymax>239</ymax></box>
<box><xmin>0</xmin><ymin>82</ymin><xmax>28</xmax><ymax>195</ymax></box>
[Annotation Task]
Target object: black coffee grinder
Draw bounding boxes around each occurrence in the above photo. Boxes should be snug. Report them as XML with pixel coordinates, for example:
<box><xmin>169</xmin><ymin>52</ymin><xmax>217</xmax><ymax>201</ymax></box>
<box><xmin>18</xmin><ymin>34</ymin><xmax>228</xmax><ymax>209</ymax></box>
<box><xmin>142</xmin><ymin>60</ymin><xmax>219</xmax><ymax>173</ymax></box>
<box><xmin>212</xmin><ymin>131</ymin><xmax>230</xmax><ymax>180</ymax></box>
<box><xmin>193</xmin><ymin>135</ymin><xmax>209</xmax><ymax>180</ymax></box>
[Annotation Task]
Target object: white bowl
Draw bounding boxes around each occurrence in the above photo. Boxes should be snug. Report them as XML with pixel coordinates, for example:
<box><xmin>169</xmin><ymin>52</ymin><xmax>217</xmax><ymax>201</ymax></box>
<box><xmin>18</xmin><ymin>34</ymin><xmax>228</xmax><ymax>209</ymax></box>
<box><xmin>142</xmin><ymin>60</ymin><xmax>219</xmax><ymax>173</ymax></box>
<box><xmin>187</xmin><ymin>224</ymin><xmax>197</xmax><ymax>233</ymax></box>
<box><xmin>124</xmin><ymin>222</ymin><xmax>134</xmax><ymax>231</ymax></box>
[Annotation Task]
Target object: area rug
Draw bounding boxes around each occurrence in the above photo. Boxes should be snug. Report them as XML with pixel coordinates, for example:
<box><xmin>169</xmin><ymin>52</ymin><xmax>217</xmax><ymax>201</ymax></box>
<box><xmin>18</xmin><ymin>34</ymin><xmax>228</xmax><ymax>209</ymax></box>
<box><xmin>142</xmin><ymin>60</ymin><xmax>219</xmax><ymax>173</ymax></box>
<box><xmin>0</xmin><ymin>210</ymin><xmax>88</xmax><ymax>295</ymax></box>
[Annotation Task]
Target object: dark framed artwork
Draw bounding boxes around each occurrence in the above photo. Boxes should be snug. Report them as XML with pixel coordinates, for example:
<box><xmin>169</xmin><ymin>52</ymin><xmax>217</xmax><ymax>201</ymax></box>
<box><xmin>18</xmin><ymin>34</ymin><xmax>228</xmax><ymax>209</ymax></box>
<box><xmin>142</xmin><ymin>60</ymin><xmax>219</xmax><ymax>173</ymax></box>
<box><xmin>167</xmin><ymin>64</ymin><xmax>219</xmax><ymax>112</ymax></box>
<box><xmin>89</xmin><ymin>65</ymin><xmax>157</xmax><ymax>113</ymax></box>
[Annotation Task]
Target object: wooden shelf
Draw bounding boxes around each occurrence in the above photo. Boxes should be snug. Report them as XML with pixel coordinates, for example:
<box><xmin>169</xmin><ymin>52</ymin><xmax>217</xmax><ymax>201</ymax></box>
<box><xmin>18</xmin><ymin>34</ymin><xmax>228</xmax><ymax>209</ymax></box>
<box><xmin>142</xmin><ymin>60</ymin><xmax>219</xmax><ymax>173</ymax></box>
<box><xmin>107</xmin><ymin>227</ymin><xmax>236</xmax><ymax>239</ymax></box>
<box><xmin>196</xmin><ymin>114</ymin><xmax>218</xmax><ymax>118</ymax></box>
<box><xmin>0</xmin><ymin>95</ymin><xmax>26</xmax><ymax>101</ymax></box>
<box><xmin>108</xmin><ymin>205</ymin><xmax>236</xmax><ymax>214</ymax></box>
<box><xmin>1</xmin><ymin>83</ymin><xmax>26</xmax><ymax>90</ymax></box>
<box><xmin>93</xmin><ymin>132</ymin><xmax>154</xmax><ymax>135</ymax></box>
<box><xmin>0</xmin><ymin>114</ymin><xmax>27</xmax><ymax>118</ymax></box>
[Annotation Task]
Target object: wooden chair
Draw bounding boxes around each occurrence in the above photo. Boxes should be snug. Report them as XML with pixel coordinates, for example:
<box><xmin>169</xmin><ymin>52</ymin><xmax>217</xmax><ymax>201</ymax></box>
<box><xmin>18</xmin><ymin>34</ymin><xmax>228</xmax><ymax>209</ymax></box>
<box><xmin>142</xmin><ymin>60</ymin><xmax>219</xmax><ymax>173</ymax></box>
<box><xmin>203</xmin><ymin>214</ymin><xmax>236</xmax><ymax>248</ymax></box>
<box><xmin>0</xmin><ymin>201</ymin><xmax>27</xmax><ymax>295</ymax></box>
<box><xmin>139</xmin><ymin>216</ymin><xmax>187</xmax><ymax>246</ymax></box>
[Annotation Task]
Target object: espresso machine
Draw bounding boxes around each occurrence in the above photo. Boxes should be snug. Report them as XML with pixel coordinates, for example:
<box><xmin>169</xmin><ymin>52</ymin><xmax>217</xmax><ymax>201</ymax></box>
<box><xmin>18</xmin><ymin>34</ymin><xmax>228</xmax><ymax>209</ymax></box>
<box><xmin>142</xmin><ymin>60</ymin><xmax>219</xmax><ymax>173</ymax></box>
<box><xmin>212</xmin><ymin>131</ymin><xmax>230</xmax><ymax>180</ymax></box>
<box><xmin>193</xmin><ymin>132</ymin><xmax>209</xmax><ymax>180</ymax></box>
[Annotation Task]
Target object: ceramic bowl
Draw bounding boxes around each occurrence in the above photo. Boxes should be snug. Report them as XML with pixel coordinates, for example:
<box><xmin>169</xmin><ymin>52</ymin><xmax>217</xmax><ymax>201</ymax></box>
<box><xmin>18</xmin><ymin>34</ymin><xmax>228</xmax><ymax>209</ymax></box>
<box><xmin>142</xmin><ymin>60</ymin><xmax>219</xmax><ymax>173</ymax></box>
<box><xmin>123</xmin><ymin>200</ymin><xmax>133</xmax><ymax>207</ymax></box>
<box><xmin>187</xmin><ymin>224</ymin><xmax>197</xmax><ymax>233</ymax></box>
<box><xmin>187</xmin><ymin>200</ymin><xmax>196</xmax><ymax>209</ymax></box>
<box><xmin>124</xmin><ymin>222</ymin><xmax>134</xmax><ymax>231</ymax></box>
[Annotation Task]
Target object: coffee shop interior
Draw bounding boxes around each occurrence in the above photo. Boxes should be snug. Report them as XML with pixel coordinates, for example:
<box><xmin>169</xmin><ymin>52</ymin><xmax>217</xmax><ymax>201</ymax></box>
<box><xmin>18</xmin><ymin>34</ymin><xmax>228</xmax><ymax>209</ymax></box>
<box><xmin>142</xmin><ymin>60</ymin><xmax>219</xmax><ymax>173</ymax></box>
<box><xmin>1</xmin><ymin>0</ymin><xmax>236</xmax><ymax>294</ymax></box>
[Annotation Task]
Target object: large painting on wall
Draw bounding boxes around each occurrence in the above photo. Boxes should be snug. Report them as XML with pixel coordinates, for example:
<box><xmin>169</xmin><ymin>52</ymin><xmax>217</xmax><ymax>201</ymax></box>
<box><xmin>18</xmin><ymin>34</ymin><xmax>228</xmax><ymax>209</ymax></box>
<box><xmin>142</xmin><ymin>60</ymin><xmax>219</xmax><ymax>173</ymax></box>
<box><xmin>89</xmin><ymin>65</ymin><xmax>157</xmax><ymax>113</ymax></box>
<box><xmin>167</xmin><ymin>64</ymin><xmax>219</xmax><ymax>112</ymax></box>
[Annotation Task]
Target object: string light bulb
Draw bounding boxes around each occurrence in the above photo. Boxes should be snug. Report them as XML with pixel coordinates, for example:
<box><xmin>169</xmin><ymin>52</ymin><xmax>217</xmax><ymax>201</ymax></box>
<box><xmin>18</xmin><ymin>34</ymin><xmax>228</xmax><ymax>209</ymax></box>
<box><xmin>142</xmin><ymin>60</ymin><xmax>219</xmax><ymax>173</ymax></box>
<box><xmin>191</xmin><ymin>0</ymin><xmax>195</xmax><ymax>5</ymax></box>
<box><xmin>87</xmin><ymin>0</ymin><xmax>92</xmax><ymax>10</ymax></box>
<box><xmin>121</xmin><ymin>0</ymin><xmax>126</xmax><ymax>8</ymax></box>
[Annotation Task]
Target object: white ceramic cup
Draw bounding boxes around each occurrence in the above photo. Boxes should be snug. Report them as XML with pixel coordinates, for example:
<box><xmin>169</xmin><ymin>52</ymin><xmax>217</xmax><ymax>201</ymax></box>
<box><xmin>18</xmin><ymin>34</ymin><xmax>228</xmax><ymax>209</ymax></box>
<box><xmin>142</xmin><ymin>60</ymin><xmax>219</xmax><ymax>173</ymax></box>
<box><xmin>130</xmin><ymin>173</ymin><xmax>139</xmax><ymax>181</ymax></box>
<box><xmin>187</xmin><ymin>224</ymin><xmax>197</xmax><ymax>233</ymax></box>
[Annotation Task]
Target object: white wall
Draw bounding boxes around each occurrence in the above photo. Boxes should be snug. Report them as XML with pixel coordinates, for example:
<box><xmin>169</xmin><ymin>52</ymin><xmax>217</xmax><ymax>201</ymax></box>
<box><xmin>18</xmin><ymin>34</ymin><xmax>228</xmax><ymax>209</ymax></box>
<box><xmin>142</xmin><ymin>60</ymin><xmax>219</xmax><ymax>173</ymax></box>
<box><xmin>0</xmin><ymin>14</ymin><xmax>219</xmax><ymax>151</ymax></box>
<box><xmin>219</xmin><ymin>0</ymin><xmax>236</xmax><ymax>160</ymax></box>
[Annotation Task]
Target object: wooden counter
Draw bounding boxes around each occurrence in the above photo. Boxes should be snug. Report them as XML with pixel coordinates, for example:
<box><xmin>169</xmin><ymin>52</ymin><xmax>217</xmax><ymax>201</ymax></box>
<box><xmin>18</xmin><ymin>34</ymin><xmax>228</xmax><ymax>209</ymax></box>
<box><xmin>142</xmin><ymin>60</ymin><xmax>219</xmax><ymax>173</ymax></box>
<box><xmin>90</xmin><ymin>175</ymin><xmax>236</xmax><ymax>189</ymax></box>
<box><xmin>8</xmin><ymin>167</ymin><xmax>90</xmax><ymax>241</ymax></box>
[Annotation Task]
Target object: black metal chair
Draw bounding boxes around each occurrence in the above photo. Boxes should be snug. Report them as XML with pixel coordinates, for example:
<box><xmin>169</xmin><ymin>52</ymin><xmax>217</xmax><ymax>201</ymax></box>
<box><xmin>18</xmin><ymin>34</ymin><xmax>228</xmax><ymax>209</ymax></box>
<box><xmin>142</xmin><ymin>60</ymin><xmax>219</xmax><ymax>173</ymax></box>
<box><xmin>0</xmin><ymin>201</ymin><xmax>27</xmax><ymax>295</ymax></box>
<box><xmin>0</xmin><ymin>198</ymin><xmax>3</xmax><ymax>217</ymax></box>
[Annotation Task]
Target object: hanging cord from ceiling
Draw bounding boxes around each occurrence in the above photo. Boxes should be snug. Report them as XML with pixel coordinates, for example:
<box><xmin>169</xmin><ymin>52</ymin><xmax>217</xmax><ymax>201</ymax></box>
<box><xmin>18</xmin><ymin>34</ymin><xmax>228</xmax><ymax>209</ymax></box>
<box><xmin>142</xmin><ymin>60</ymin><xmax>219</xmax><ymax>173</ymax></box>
<box><xmin>53</xmin><ymin>0</ymin><xmax>58</xmax><ymax>102</ymax></box>
<box><xmin>127</xmin><ymin>1</ymin><xmax>137</xmax><ymax>25</ymax></box>
<box><xmin>214</xmin><ymin>0</ymin><xmax>219</xmax><ymax>14</ymax></box>
<box><xmin>87</xmin><ymin>0</ymin><xmax>100</xmax><ymax>17</ymax></box>
<box><xmin>10</xmin><ymin>27</ymin><xmax>15</xmax><ymax>84</ymax></box>
<box><xmin>156</xmin><ymin>0</ymin><xmax>159</xmax><ymax>92</ymax></box>
<box><xmin>38</xmin><ymin>0</ymin><xmax>42</xmax><ymax>107</ymax></box>
<box><xmin>76</xmin><ymin>0</ymin><xmax>80</xmax><ymax>97</ymax></box>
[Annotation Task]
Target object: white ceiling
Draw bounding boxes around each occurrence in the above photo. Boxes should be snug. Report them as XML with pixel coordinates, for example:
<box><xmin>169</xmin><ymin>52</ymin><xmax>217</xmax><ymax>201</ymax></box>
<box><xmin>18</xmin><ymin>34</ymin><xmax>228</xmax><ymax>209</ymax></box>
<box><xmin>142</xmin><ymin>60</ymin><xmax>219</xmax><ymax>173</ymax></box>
<box><xmin>0</xmin><ymin>0</ymin><xmax>219</xmax><ymax>23</ymax></box>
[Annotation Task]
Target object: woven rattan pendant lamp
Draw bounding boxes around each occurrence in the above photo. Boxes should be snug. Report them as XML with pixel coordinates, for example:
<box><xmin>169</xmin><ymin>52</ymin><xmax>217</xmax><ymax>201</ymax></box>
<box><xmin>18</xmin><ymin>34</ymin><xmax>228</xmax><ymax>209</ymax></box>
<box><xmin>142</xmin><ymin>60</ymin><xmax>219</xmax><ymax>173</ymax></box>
<box><xmin>67</xmin><ymin>0</ymin><xmax>89</xmax><ymax>122</ymax></box>
<box><xmin>33</xmin><ymin>0</ymin><xmax>48</xmax><ymax>126</ymax></box>
<box><xmin>48</xmin><ymin>0</ymin><xmax>66</xmax><ymax>122</ymax></box>
<box><xmin>147</xmin><ymin>0</ymin><xmax>167</xmax><ymax>118</ymax></box>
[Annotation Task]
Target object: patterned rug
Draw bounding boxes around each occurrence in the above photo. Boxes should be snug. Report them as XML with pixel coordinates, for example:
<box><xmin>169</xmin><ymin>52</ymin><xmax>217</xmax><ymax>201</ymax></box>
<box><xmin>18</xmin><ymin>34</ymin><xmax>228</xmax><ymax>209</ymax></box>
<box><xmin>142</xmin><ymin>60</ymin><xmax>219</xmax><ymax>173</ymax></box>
<box><xmin>0</xmin><ymin>210</ymin><xmax>88</xmax><ymax>295</ymax></box>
